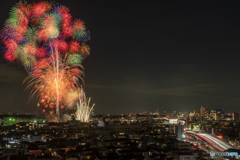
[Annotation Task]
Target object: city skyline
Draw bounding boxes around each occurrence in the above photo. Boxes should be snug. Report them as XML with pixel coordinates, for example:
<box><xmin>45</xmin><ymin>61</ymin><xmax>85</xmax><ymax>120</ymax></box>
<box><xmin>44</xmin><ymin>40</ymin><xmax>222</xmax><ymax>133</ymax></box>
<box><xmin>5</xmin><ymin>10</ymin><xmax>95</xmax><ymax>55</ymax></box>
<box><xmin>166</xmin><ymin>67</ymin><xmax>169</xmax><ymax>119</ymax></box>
<box><xmin>1</xmin><ymin>1</ymin><xmax>240</xmax><ymax>114</ymax></box>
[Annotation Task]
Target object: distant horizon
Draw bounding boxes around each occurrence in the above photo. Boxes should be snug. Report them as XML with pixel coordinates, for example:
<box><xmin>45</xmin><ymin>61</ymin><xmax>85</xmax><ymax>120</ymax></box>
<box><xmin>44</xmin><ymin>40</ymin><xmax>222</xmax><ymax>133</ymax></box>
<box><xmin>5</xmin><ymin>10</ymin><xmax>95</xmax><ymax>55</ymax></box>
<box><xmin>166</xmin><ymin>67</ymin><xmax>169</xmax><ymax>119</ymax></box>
<box><xmin>0</xmin><ymin>107</ymin><xmax>238</xmax><ymax>115</ymax></box>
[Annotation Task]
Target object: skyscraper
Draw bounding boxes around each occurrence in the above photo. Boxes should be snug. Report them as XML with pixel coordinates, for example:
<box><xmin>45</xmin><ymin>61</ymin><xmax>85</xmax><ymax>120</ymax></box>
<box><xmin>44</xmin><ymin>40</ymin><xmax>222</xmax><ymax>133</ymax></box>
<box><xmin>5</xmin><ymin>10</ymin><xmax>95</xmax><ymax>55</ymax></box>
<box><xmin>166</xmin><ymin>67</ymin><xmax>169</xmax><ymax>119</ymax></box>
<box><xmin>211</xmin><ymin>109</ymin><xmax>224</xmax><ymax>121</ymax></box>
<box><xmin>232</xmin><ymin>112</ymin><xmax>239</xmax><ymax>122</ymax></box>
<box><xmin>200</xmin><ymin>106</ymin><xmax>208</xmax><ymax>117</ymax></box>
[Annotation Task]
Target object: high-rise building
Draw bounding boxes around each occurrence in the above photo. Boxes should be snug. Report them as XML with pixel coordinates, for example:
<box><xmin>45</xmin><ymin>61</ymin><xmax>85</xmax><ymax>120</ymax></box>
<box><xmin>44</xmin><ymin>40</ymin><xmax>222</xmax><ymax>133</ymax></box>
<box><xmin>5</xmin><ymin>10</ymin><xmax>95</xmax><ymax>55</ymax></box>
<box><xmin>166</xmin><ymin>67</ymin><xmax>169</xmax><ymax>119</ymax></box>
<box><xmin>232</xmin><ymin>112</ymin><xmax>239</xmax><ymax>122</ymax></box>
<box><xmin>189</xmin><ymin>116</ymin><xmax>194</xmax><ymax>122</ymax></box>
<box><xmin>177</xmin><ymin>124</ymin><xmax>184</xmax><ymax>138</ymax></box>
<box><xmin>169</xmin><ymin>124</ymin><xmax>184</xmax><ymax>138</ymax></box>
<box><xmin>211</xmin><ymin>109</ymin><xmax>225</xmax><ymax>121</ymax></box>
<box><xmin>189</xmin><ymin>112</ymin><xmax>194</xmax><ymax>117</ymax></box>
<box><xmin>200</xmin><ymin>106</ymin><xmax>208</xmax><ymax>117</ymax></box>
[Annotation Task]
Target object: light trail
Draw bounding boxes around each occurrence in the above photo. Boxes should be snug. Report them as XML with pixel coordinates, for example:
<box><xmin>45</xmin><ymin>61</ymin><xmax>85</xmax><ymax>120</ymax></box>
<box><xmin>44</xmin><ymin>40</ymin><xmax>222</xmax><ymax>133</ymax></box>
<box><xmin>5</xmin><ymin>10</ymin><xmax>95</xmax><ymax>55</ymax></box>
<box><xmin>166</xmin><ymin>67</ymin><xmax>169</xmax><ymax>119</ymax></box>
<box><xmin>51</xmin><ymin>43</ymin><xmax>60</xmax><ymax>121</ymax></box>
<box><xmin>199</xmin><ymin>133</ymin><xmax>232</xmax><ymax>150</ymax></box>
<box><xmin>186</xmin><ymin>131</ymin><xmax>233</xmax><ymax>152</ymax></box>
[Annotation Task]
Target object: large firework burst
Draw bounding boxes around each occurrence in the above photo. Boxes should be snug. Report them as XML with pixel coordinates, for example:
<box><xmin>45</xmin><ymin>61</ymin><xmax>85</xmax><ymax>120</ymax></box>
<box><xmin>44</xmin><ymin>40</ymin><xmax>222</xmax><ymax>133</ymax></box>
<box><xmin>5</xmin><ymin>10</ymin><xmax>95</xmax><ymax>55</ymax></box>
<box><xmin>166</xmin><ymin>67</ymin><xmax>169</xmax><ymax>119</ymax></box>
<box><xmin>1</xmin><ymin>1</ymin><xmax>91</xmax><ymax>120</ymax></box>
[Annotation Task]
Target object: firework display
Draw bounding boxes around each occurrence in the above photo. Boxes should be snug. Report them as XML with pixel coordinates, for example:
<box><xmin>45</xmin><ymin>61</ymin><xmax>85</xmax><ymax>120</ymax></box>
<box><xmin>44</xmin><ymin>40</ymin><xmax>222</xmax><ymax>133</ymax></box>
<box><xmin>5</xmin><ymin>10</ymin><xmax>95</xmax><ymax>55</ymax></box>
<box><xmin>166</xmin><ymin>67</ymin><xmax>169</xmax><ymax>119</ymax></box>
<box><xmin>75</xmin><ymin>88</ymin><xmax>95</xmax><ymax>122</ymax></box>
<box><xmin>2</xmin><ymin>1</ymin><xmax>89</xmax><ymax>66</ymax></box>
<box><xmin>1</xmin><ymin>1</ymin><xmax>93</xmax><ymax>121</ymax></box>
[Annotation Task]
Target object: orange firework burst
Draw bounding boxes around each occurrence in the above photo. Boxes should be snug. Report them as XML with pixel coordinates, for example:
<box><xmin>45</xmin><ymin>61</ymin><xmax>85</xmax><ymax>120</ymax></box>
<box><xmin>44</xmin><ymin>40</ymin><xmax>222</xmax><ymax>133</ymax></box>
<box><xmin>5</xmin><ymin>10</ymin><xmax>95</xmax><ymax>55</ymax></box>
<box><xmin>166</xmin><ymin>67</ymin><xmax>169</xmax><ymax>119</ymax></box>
<box><xmin>24</xmin><ymin>51</ymin><xmax>84</xmax><ymax>110</ymax></box>
<box><xmin>15</xmin><ymin>25</ymin><xmax>28</xmax><ymax>35</ymax></box>
<box><xmin>23</xmin><ymin>44</ymin><xmax>37</xmax><ymax>55</ymax></box>
<box><xmin>65</xmin><ymin>88</ymin><xmax>80</xmax><ymax>108</ymax></box>
<box><xmin>38</xmin><ymin>29</ymin><xmax>49</xmax><ymax>41</ymax></box>
<box><xmin>80</xmin><ymin>44</ymin><xmax>90</xmax><ymax>57</ymax></box>
<box><xmin>43</xmin><ymin>66</ymin><xmax>73</xmax><ymax>102</ymax></box>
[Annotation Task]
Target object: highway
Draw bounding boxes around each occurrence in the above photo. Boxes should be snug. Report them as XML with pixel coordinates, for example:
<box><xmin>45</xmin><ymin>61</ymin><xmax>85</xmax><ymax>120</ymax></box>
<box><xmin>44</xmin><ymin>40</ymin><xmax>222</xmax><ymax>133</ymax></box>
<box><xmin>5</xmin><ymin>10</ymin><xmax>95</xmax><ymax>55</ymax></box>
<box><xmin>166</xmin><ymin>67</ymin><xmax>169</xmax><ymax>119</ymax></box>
<box><xmin>186</xmin><ymin>131</ymin><xmax>233</xmax><ymax>152</ymax></box>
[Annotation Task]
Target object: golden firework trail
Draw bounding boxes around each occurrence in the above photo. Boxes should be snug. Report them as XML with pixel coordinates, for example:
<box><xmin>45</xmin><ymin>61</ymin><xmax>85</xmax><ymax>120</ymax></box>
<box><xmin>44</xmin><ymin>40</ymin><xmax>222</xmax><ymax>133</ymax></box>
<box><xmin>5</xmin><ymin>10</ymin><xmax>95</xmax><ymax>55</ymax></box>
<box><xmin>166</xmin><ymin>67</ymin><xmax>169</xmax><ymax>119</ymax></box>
<box><xmin>75</xmin><ymin>88</ymin><xmax>95</xmax><ymax>122</ymax></box>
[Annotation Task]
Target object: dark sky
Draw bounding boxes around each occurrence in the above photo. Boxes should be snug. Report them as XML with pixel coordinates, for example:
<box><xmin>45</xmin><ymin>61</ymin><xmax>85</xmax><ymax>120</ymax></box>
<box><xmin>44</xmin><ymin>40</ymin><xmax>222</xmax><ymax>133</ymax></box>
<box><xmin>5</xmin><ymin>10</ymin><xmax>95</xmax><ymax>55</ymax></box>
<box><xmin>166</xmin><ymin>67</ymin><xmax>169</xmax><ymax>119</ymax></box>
<box><xmin>1</xmin><ymin>0</ymin><xmax>240</xmax><ymax>114</ymax></box>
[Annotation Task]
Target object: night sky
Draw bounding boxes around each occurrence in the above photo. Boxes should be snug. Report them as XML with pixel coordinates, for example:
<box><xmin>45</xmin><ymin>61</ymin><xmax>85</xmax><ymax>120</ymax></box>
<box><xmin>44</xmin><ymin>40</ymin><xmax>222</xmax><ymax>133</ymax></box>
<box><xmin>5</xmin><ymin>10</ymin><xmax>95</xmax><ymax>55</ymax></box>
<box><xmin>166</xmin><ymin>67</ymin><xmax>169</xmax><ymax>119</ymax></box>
<box><xmin>1</xmin><ymin>1</ymin><xmax>240</xmax><ymax>114</ymax></box>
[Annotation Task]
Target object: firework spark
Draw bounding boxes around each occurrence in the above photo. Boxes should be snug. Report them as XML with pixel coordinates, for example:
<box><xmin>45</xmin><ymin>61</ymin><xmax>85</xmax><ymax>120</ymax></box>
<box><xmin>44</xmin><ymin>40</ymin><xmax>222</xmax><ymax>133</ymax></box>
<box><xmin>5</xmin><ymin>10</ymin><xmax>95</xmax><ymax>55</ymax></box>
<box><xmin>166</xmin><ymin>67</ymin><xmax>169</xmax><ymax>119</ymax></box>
<box><xmin>75</xmin><ymin>88</ymin><xmax>95</xmax><ymax>122</ymax></box>
<box><xmin>1</xmin><ymin>1</ymin><xmax>91</xmax><ymax>121</ymax></box>
<box><xmin>24</xmin><ymin>44</ymin><xmax>84</xmax><ymax>119</ymax></box>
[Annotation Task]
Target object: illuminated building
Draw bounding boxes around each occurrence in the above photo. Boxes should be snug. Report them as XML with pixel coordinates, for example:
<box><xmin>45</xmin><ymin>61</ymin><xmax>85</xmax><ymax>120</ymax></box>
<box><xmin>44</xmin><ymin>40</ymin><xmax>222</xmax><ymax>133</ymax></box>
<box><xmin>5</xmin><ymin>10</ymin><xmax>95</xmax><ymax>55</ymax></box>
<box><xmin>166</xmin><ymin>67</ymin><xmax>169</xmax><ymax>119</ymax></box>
<box><xmin>211</xmin><ymin>109</ymin><xmax>225</xmax><ymax>121</ymax></box>
<box><xmin>200</xmin><ymin>106</ymin><xmax>208</xmax><ymax>117</ymax></box>
<box><xmin>232</xmin><ymin>112</ymin><xmax>239</xmax><ymax>122</ymax></box>
<box><xmin>4</xmin><ymin>117</ymin><xmax>45</xmax><ymax>126</ymax></box>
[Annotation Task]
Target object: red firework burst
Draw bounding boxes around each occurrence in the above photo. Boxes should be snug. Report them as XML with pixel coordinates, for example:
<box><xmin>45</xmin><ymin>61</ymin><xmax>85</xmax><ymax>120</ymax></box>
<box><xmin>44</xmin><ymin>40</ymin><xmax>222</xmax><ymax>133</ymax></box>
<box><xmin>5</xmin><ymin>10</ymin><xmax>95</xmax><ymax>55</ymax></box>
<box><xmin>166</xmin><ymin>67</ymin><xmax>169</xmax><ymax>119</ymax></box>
<box><xmin>70</xmin><ymin>68</ymin><xmax>81</xmax><ymax>75</ymax></box>
<box><xmin>73</xmin><ymin>20</ymin><xmax>84</xmax><ymax>31</ymax></box>
<box><xmin>31</xmin><ymin>2</ymin><xmax>47</xmax><ymax>18</ymax></box>
<box><xmin>4</xmin><ymin>50</ymin><xmax>16</xmax><ymax>62</ymax></box>
<box><xmin>37</xmin><ymin>58</ymin><xmax>51</xmax><ymax>69</ymax></box>
<box><xmin>58</xmin><ymin>7</ymin><xmax>69</xmax><ymax>14</ymax></box>
<box><xmin>61</xmin><ymin>12</ymin><xmax>72</xmax><ymax>24</ymax></box>
<box><xmin>32</xmin><ymin>68</ymin><xmax>42</xmax><ymax>78</ymax></box>
<box><xmin>62</xmin><ymin>26</ymin><xmax>73</xmax><ymax>38</ymax></box>
<box><xmin>58</xmin><ymin>40</ymin><xmax>68</xmax><ymax>53</ymax></box>
<box><xmin>69</xmin><ymin>41</ymin><xmax>80</xmax><ymax>53</ymax></box>
<box><xmin>13</xmin><ymin>33</ymin><xmax>23</xmax><ymax>42</ymax></box>
<box><xmin>62</xmin><ymin>21</ymin><xmax>70</xmax><ymax>28</ymax></box>
<box><xmin>36</xmin><ymin>46</ymin><xmax>47</xmax><ymax>59</ymax></box>
<box><xmin>18</xmin><ymin>6</ymin><xmax>31</xmax><ymax>18</ymax></box>
<box><xmin>19</xmin><ymin>16</ymin><xmax>28</xmax><ymax>26</ymax></box>
<box><xmin>50</xmin><ymin>39</ymin><xmax>59</xmax><ymax>48</ymax></box>
<box><xmin>4</xmin><ymin>39</ymin><xmax>18</xmax><ymax>52</ymax></box>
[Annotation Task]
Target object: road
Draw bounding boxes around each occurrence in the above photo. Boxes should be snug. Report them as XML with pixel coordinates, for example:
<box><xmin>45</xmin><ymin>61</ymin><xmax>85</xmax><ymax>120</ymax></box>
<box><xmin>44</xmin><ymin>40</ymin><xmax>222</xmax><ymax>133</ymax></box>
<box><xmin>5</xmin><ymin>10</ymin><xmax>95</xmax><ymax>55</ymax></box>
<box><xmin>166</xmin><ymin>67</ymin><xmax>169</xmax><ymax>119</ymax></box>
<box><xmin>186</xmin><ymin>131</ymin><xmax>233</xmax><ymax>152</ymax></box>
